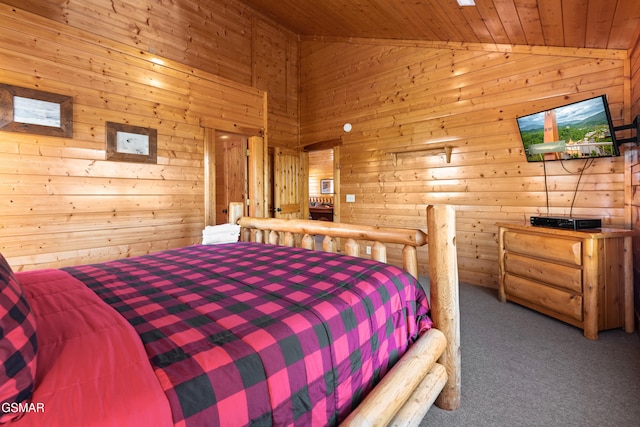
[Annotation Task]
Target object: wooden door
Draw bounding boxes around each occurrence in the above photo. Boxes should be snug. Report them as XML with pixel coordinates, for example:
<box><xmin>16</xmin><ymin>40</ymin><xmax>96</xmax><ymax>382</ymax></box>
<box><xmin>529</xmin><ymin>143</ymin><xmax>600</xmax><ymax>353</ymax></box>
<box><xmin>215</xmin><ymin>133</ymin><xmax>247</xmax><ymax>224</ymax></box>
<box><xmin>273</xmin><ymin>147</ymin><xmax>306</xmax><ymax>219</ymax></box>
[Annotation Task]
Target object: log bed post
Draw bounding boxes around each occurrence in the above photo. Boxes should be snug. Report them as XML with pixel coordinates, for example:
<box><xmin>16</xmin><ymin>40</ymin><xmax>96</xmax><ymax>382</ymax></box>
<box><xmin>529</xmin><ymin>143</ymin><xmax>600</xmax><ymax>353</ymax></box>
<box><xmin>427</xmin><ymin>204</ymin><xmax>461</xmax><ymax>411</ymax></box>
<box><xmin>229</xmin><ymin>202</ymin><xmax>244</xmax><ymax>226</ymax></box>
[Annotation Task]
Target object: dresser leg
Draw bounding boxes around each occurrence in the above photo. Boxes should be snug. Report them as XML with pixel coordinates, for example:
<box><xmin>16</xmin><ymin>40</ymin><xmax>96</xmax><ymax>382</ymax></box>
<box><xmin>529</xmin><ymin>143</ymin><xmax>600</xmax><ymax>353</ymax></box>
<box><xmin>624</xmin><ymin>236</ymin><xmax>634</xmax><ymax>333</ymax></box>
<box><xmin>582</xmin><ymin>238</ymin><xmax>598</xmax><ymax>340</ymax></box>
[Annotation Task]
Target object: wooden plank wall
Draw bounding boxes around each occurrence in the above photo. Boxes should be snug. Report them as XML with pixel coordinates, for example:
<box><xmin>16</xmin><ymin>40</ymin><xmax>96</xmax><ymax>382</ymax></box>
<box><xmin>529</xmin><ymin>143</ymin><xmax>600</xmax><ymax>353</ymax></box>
<box><xmin>629</xmin><ymin>33</ymin><xmax>640</xmax><ymax>331</ymax></box>
<box><xmin>299</xmin><ymin>38</ymin><xmax>631</xmax><ymax>287</ymax></box>
<box><xmin>0</xmin><ymin>0</ymin><xmax>299</xmax><ymax>148</ymax></box>
<box><xmin>0</xmin><ymin>4</ymin><xmax>266</xmax><ymax>270</ymax></box>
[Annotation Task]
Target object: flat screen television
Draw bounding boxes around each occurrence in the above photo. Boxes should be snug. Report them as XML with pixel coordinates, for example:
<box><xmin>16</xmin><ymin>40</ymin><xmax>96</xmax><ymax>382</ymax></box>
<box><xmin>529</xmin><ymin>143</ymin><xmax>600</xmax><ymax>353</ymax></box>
<box><xmin>516</xmin><ymin>95</ymin><xmax>619</xmax><ymax>162</ymax></box>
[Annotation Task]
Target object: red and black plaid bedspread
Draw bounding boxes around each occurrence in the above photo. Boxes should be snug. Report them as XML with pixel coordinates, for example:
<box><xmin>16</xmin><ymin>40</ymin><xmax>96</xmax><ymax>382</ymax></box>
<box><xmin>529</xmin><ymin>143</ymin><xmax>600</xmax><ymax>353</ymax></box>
<box><xmin>63</xmin><ymin>242</ymin><xmax>431</xmax><ymax>427</ymax></box>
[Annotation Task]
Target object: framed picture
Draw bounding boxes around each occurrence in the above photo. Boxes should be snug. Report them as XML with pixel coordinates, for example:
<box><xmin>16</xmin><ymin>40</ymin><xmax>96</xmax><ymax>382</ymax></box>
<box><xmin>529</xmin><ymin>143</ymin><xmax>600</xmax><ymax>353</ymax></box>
<box><xmin>106</xmin><ymin>121</ymin><xmax>157</xmax><ymax>164</ymax></box>
<box><xmin>320</xmin><ymin>179</ymin><xmax>334</xmax><ymax>194</ymax></box>
<box><xmin>0</xmin><ymin>83</ymin><xmax>73</xmax><ymax>137</ymax></box>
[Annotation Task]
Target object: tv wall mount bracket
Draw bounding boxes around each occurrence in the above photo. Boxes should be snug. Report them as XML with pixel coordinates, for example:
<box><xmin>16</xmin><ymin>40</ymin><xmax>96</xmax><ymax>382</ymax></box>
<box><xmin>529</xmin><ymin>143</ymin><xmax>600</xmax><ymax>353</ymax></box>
<box><xmin>613</xmin><ymin>114</ymin><xmax>640</xmax><ymax>146</ymax></box>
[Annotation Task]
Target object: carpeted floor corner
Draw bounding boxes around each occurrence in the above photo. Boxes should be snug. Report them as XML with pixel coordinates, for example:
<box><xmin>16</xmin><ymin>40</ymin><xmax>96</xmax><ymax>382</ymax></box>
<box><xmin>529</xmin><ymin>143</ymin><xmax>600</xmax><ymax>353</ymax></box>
<box><xmin>418</xmin><ymin>282</ymin><xmax>640</xmax><ymax>427</ymax></box>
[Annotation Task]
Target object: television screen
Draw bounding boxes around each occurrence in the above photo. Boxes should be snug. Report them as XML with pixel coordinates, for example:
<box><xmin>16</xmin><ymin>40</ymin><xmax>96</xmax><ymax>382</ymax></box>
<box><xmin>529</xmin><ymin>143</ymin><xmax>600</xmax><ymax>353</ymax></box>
<box><xmin>516</xmin><ymin>95</ymin><xmax>619</xmax><ymax>162</ymax></box>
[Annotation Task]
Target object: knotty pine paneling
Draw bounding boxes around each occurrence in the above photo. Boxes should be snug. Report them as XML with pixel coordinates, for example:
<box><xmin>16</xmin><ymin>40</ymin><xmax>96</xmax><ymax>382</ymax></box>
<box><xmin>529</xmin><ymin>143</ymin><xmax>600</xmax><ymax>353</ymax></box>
<box><xmin>300</xmin><ymin>39</ymin><xmax>630</xmax><ymax>287</ymax></box>
<box><xmin>631</xmin><ymin>149</ymin><xmax>640</xmax><ymax>333</ymax></box>
<box><xmin>629</xmin><ymin>33</ymin><xmax>640</xmax><ymax>332</ymax></box>
<box><xmin>1</xmin><ymin>0</ymin><xmax>299</xmax><ymax>148</ymax></box>
<box><xmin>0</xmin><ymin>4</ymin><xmax>266</xmax><ymax>271</ymax></box>
<box><xmin>252</xmin><ymin>18</ymin><xmax>300</xmax><ymax>147</ymax></box>
<box><xmin>240</xmin><ymin>0</ymin><xmax>640</xmax><ymax>50</ymax></box>
<box><xmin>632</xmin><ymin>32</ymin><xmax>640</xmax><ymax>118</ymax></box>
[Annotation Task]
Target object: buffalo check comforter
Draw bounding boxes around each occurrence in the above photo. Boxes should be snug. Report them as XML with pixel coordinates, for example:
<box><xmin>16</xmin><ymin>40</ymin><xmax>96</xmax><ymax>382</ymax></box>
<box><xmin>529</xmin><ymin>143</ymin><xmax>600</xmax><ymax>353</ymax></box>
<box><xmin>40</xmin><ymin>242</ymin><xmax>430</xmax><ymax>426</ymax></box>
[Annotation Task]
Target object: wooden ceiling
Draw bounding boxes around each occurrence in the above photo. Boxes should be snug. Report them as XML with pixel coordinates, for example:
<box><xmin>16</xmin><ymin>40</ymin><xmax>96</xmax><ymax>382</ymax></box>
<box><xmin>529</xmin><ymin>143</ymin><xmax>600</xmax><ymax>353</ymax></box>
<box><xmin>239</xmin><ymin>0</ymin><xmax>640</xmax><ymax>50</ymax></box>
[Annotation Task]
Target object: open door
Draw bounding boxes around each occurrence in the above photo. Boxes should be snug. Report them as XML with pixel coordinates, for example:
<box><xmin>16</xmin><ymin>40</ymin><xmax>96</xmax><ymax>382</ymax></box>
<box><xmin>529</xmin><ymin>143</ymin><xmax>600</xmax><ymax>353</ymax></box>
<box><xmin>272</xmin><ymin>147</ymin><xmax>307</xmax><ymax>219</ymax></box>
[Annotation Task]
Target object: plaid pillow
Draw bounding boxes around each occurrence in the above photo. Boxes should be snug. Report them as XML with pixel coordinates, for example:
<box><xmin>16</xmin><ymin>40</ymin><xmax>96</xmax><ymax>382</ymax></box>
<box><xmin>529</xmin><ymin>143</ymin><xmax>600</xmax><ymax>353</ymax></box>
<box><xmin>0</xmin><ymin>254</ymin><xmax>37</xmax><ymax>422</ymax></box>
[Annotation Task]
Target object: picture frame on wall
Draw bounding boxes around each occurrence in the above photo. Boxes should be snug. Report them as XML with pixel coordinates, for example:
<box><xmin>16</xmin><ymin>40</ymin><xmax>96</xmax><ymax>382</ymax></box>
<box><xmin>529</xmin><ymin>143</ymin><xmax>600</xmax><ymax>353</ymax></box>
<box><xmin>320</xmin><ymin>179</ymin><xmax>334</xmax><ymax>194</ymax></box>
<box><xmin>106</xmin><ymin>121</ymin><xmax>158</xmax><ymax>164</ymax></box>
<box><xmin>0</xmin><ymin>83</ymin><xmax>73</xmax><ymax>138</ymax></box>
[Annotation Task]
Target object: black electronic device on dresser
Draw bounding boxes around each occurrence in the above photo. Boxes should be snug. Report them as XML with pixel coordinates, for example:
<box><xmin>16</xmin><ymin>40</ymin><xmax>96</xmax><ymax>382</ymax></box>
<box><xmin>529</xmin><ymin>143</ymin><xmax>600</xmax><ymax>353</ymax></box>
<box><xmin>530</xmin><ymin>216</ymin><xmax>602</xmax><ymax>230</ymax></box>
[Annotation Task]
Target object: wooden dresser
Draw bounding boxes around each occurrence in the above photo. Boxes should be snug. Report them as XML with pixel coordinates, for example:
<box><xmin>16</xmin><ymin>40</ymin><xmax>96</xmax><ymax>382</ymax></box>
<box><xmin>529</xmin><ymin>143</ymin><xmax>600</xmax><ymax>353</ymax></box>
<box><xmin>497</xmin><ymin>222</ymin><xmax>634</xmax><ymax>340</ymax></box>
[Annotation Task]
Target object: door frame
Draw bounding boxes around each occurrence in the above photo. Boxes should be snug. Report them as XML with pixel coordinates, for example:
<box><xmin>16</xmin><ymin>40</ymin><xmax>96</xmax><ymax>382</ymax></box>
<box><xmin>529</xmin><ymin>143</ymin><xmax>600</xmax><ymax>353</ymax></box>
<box><xmin>204</xmin><ymin>127</ymin><xmax>266</xmax><ymax>225</ymax></box>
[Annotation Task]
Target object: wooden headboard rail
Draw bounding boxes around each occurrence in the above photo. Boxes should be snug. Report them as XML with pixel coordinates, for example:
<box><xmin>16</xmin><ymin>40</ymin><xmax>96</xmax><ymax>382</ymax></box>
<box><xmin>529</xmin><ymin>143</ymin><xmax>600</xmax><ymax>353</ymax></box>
<box><xmin>228</xmin><ymin>202</ymin><xmax>427</xmax><ymax>278</ymax></box>
<box><xmin>228</xmin><ymin>202</ymin><xmax>461</xmax><ymax>425</ymax></box>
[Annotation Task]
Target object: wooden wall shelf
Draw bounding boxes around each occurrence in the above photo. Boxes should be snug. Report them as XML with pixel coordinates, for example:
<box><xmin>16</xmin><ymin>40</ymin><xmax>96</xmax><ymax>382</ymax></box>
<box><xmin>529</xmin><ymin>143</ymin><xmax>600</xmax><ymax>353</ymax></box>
<box><xmin>387</xmin><ymin>145</ymin><xmax>453</xmax><ymax>165</ymax></box>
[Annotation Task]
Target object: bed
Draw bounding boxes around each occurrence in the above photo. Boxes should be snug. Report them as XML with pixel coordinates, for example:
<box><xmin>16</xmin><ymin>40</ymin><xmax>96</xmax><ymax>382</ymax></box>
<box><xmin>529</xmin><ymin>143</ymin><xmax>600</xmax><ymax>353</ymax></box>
<box><xmin>0</xmin><ymin>203</ymin><xmax>460</xmax><ymax>426</ymax></box>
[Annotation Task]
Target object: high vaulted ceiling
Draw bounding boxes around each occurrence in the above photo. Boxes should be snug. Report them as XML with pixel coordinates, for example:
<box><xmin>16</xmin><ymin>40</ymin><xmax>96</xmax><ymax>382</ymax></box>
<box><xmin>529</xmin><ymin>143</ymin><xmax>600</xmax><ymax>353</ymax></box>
<box><xmin>240</xmin><ymin>0</ymin><xmax>640</xmax><ymax>50</ymax></box>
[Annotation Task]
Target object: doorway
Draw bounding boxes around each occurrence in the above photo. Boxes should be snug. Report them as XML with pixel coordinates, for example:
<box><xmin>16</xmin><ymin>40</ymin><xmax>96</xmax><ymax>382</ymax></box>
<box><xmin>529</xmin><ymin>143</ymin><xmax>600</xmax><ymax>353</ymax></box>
<box><xmin>213</xmin><ymin>131</ymin><xmax>248</xmax><ymax>224</ymax></box>
<box><xmin>308</xmin><ymin>148</ymin><xmax>334</xmax><ymax>221</ymax></box>
<box><xmin>204</xmin><ymin>126</ymin><xmax>267</xmax><ymax>225</ymax></box>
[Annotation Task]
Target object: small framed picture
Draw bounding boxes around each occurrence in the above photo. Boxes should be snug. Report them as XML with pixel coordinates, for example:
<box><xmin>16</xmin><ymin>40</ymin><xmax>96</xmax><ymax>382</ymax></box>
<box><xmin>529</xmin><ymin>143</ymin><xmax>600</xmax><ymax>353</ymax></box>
<box><xmin>320</xmin><ymin>179</ymin><xmax>334</xmax><ymax>194</ymax></box>
<box><xmin>0</xmin><ymin>83</ymin><xmax>73</xmax><ymax>138</ymax></box>
<box><xmin>106</xmin><ymin>121</ymin><xmax>157</xmax><ymax>164</ymax></box>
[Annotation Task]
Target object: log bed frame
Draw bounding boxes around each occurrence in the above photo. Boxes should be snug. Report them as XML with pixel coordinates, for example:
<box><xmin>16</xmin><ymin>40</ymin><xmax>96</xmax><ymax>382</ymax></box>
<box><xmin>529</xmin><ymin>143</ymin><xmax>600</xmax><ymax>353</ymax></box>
<box><xmin>229</xmin><ymin>203</ymin><xmax>460</xmax><ymax>426</ymax></box>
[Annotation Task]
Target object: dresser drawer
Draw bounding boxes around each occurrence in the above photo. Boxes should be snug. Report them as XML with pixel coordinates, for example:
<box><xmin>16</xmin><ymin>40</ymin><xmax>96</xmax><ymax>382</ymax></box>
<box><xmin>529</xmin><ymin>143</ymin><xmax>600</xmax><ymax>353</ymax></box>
<box><xmin>504</xmin><ymin>273</ymin><xmax>583</xmax><ymax>322</ymax></box>
<box><xmin>503</xmin><ymin>231</ymin><xmax>582</xmax><ymax>266</ymax></box>
<box><xmin>504</xmin><ymin>252</ymin><xmax>582</xmax><ymax>293</ymax></box>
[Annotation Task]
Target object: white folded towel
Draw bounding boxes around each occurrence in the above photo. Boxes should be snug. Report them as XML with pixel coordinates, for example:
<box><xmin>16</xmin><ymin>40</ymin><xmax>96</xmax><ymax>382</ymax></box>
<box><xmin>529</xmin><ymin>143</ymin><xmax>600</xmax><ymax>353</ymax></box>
<box><xmin>202</xmin><ymin>223</ymin><xmax>241</xmax><ymax>245</ymax></box>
